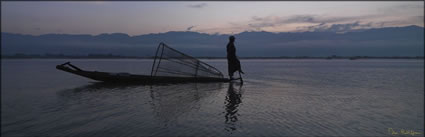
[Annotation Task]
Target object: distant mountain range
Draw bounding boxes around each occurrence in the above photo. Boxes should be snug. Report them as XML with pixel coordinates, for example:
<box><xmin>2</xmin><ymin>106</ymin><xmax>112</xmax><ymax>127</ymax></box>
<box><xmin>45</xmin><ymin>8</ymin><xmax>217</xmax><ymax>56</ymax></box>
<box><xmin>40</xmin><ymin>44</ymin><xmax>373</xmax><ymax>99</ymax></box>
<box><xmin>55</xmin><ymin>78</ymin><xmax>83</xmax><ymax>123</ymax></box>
<box><xmin>1</xmin><ymin>25</ymin><xmax>424</xmax><ymax>57</ymax></box>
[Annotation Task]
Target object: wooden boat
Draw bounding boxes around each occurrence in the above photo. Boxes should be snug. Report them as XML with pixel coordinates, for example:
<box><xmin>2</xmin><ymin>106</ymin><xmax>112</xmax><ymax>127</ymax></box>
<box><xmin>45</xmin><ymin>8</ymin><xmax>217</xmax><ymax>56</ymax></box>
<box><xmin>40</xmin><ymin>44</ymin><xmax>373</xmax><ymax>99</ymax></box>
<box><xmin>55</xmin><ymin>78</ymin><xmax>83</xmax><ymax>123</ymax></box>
<box><xmin>56</xmin><ymin>62</ymin><xmax>230</xmax><ymax>83</ymax></box>
<box><xmin>56</xmin><ymin>43</ymin><xmax>232</xmax><ymax>83</ymax></box>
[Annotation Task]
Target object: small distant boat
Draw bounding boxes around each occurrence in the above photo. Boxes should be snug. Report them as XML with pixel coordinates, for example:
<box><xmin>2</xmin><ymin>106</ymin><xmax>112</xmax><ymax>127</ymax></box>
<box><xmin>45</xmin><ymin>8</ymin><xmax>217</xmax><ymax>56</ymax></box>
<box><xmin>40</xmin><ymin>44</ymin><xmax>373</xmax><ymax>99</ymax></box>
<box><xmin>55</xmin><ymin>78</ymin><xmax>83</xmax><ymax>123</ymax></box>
<box><xmin>56</xmin><ymin>42</ymin><xmax>231</xmax><ymax>83</ymax></box>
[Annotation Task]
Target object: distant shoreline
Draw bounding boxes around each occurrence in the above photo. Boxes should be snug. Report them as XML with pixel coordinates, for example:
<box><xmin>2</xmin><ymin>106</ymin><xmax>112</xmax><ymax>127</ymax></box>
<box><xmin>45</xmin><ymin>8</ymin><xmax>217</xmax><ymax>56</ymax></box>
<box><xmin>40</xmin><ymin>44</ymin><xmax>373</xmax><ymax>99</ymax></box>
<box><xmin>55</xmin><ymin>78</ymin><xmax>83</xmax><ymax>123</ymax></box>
<box><xmin>1</xmin><ymin>55</ymin><xmax>424</xmax><ymax>60</ymax></box>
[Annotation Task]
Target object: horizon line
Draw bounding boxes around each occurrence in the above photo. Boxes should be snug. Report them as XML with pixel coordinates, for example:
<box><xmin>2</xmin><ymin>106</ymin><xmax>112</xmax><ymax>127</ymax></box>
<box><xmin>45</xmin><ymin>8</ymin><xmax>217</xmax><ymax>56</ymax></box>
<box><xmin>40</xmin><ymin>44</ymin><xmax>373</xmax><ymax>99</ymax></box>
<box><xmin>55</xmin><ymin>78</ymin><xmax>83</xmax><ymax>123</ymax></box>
<box><xmin>2</xmin><ymin>25</ymin><xmax>423</xmax><ymax>37</ymax></box>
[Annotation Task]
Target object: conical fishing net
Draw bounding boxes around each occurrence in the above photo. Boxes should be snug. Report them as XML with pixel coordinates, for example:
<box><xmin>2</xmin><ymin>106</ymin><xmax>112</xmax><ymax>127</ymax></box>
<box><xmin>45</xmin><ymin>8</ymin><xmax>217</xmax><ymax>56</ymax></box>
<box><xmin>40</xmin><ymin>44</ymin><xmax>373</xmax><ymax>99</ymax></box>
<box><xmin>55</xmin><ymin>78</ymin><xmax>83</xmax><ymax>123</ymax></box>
<box><xmin>150</xmin><ymin>43</ymin><xmax>224</xmax><ymax>79</ymax></box>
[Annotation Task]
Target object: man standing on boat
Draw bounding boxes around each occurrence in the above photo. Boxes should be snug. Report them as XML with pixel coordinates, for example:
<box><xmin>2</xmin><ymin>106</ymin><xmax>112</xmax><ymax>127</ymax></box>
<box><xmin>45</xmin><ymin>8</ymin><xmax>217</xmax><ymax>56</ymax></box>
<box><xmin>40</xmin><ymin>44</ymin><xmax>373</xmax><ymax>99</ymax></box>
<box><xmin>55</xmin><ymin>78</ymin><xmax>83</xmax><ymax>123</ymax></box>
<box><xmin>227</xmin><ymin>36</ymin><xmax>244</xmax><ymax>80</ymax></box>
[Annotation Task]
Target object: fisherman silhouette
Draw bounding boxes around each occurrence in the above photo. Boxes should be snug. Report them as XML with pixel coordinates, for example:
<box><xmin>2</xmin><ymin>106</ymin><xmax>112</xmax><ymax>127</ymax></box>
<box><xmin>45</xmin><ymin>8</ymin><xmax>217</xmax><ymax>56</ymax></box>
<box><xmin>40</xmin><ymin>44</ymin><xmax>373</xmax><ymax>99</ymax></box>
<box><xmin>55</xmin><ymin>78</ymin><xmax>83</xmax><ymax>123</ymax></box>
<box><xmin>227</xmin><ymin>36</ymin><xmax>244</xmax><ymax>81</ymax></box>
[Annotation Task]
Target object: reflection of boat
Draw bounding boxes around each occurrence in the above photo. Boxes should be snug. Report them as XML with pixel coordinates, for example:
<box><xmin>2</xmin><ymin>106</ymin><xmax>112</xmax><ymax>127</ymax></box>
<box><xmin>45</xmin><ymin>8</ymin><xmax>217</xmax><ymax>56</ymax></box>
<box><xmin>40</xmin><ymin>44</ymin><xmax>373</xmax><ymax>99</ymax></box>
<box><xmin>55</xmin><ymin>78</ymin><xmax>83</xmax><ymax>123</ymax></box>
<box><xmin>55</xmin><ymin>82</ymin><xmax>224</xmax><ymax>127</ymax></box>
<box><xmin>150</xmin><ymin>83</ymin><xmax>224</xmax><ymax>124</ymax></box>
<box><xmin>56</xmin><ymin>43</ymin><xmax>230</xmax><ymax>83</ymax></box>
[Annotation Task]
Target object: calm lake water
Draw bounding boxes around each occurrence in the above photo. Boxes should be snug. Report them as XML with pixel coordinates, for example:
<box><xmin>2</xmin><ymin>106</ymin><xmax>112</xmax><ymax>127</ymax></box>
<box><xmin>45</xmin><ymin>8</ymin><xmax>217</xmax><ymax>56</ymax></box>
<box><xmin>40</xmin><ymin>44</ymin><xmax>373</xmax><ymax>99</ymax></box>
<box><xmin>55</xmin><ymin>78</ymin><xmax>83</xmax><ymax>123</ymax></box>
<box><xmin>1</xmin><ymin>59</ymin><xmax>424</xmax><ymax>136</ymax></box>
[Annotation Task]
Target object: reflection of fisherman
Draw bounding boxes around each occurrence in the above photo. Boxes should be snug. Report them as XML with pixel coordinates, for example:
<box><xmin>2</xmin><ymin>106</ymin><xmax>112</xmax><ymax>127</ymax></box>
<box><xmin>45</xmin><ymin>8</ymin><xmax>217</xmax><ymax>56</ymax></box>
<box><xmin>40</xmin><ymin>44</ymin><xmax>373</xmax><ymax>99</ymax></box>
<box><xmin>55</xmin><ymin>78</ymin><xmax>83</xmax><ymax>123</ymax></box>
<box><xmin>225</xmin><ymin>82</ymin><xmax>242</xmax><ymax>132</ymax></box>
<box><xmin>227</xmin><ymin>36</ymin><xmax>244</xmax><ymax>80</ymax></box>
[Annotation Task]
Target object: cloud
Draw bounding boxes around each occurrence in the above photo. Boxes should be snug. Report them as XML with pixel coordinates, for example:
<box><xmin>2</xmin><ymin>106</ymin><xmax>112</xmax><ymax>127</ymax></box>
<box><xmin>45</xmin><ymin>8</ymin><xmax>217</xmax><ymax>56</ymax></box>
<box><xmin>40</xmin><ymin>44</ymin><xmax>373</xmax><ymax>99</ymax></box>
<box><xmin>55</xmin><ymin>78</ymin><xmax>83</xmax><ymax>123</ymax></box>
<box><xmin>245</xmin><ymin>14</ymin><xmax>383</xmax><ymax>32</ymax></box>
<box><xmin>367</xmin><ymin>15</ymin><xmax>424</xmax><ymax>28</ymax></box>
<box><xmin>285</xmin><ymin>15</ymin><xmax>317</xmax><ymax>23</ymax></box>
<box><xmin>198</xmin><ymin>15</ymin><xmax>374</xmax><ymax>34</ymax></box>
<box><xmin>302</xmin><ymin>21</ymin><xmax>375</xmax><ymax>33</ymax></box>
<box><xmin>187</xmin><ymin>3</ymin><xmax>207</xmax><ymax>8</ymax></box>
<box><xmin>186</xmin><ymin>26</ymin><xmax>196</xmax><ymax>31</ymax></box>
<box><xmin>197</xmin><ymin>12</ymin><xmax>422</xmax><ymax>34</ymax></box>
<box><xmin>248</xmin><ymin>22</ymin><xmax>275</xmax><ymax>30</ymax></box>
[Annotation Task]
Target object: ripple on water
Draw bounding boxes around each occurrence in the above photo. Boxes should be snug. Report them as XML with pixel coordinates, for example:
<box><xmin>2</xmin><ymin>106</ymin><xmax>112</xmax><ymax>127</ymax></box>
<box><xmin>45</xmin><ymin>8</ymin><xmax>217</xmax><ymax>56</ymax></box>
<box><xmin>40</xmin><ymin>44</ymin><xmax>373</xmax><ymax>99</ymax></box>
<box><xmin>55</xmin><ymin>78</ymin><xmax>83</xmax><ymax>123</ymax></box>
<box><xmin>1</xmin><ymin>59</ymin><xmax>423</xmax><ymax>136</ymax></box>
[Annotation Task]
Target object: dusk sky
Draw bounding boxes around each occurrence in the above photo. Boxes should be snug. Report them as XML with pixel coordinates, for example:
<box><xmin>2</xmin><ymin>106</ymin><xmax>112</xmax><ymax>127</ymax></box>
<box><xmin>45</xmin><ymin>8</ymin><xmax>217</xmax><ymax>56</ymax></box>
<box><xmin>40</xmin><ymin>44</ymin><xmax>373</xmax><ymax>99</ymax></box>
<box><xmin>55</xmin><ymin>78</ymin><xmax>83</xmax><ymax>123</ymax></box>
<box><xmin>1</xmin><ymin>1</ymin><xmax>423</xmax><ymax>36</ymax></box>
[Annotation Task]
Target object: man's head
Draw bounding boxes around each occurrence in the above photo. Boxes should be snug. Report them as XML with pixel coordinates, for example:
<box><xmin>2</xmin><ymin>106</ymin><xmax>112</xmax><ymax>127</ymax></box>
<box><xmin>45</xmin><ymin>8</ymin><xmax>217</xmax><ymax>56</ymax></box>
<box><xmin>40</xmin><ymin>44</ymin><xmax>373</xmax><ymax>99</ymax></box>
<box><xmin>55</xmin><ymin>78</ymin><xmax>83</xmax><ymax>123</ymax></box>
<box><xmin>229</xmin><ymin>36</ymin><xmax>235</xmax><ymax>42</ymax></box>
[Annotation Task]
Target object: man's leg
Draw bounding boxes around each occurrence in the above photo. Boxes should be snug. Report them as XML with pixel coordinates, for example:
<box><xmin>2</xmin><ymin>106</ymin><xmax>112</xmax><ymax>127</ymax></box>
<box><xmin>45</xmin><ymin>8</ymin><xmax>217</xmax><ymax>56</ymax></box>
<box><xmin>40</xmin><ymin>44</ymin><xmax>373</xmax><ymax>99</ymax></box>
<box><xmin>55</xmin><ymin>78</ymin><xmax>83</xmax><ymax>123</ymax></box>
<box><xmin>238</xmin><ymin>71</ymin><xmax>243</xmax><ymax>83</ymax></box>
<box><xmin>239</xmin><ymin>70</ymin><xmax>244</xmax><ymax>74</ymax></box>
<box><xmin>229</xmin><ymin>72</ymin><xmax>234</xmax><ymax>79</ymax></box>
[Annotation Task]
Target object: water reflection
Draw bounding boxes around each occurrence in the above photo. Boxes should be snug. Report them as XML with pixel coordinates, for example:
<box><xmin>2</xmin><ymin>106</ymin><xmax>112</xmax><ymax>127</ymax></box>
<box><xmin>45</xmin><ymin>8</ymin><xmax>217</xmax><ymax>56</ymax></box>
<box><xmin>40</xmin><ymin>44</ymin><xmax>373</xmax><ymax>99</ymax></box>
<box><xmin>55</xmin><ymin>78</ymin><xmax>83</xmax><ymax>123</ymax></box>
<box><xmin>224</xmin><ymin>82</ymin><xmax>243</xmax><ymax>133</ymax></box>
<box><xmin>149</xmin><ymin>83</ymin><xmax>224</xmax><ymax>126</ymax></box>
<box><xmin>56</xmin><ymin>82</ymin><xmax>224</xmax><ymax>128</ymax></box>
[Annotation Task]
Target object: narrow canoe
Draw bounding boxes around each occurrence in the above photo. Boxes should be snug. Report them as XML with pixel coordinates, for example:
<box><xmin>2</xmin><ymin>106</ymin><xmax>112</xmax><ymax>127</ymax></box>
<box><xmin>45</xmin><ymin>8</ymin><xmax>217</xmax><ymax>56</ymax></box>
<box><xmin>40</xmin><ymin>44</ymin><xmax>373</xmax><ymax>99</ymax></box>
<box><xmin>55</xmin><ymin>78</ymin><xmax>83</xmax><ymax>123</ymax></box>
<box><xmin>56</xmin><ymin>62</ymin><xmax>230</xmax><ymax>83</ymax></box>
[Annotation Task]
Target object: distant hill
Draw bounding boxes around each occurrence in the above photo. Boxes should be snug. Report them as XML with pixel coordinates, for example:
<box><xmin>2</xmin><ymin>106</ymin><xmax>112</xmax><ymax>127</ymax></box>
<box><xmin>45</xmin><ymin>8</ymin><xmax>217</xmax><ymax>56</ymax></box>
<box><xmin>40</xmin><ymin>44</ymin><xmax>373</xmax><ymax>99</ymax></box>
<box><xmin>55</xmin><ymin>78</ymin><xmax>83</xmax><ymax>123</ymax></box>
<box><xmin>1</xmin><ymin>25</ymin><xmax>423</xmax><ymax>57</ymax></box>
